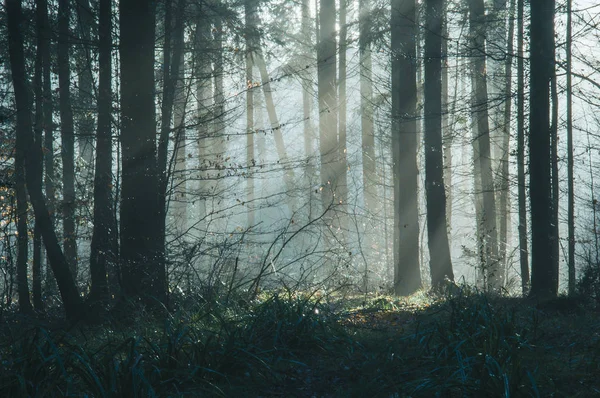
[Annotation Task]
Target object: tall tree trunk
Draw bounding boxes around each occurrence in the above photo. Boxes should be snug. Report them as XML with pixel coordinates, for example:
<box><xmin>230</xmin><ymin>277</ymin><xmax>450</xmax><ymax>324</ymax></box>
<box><xmin>33</xmin><ymin>0</ymin><xmax>46</xmax><ymax>311</ymax></box>
<box><xmin>442</xmin><ymin>5</ymin><xmax>451</xmax><ymax>238</ymax></box>
<box><xmin>195</xmin><ymin>7</ymin><xmax>212</xmax><ymax>228</ymax></box>
<box><xmin>338</xmin><ymin>0</ymin><xmax>348</xmax><ymax>242</ymax></box>
<box><xmin>529</xmin><ymin>0</ymin><xmax>557</xmax><ymax>299</ymax></box>
<box><xmin>391</xmin><ymin>0</ymin><xmax>421</xmax><ymax>295</ymax></box>
<box><xmin>76</xmin><ymin>0</ymin><xmax>94</xmax><ymax>179</ymax></box>
<box><xmin>469</xmin><ymin>0</ymin><xmax>500</xmax><ymax>290</ymax></box>
<box><xmin>317</xmin><ymin>0</ymin><xmax>338</xmax><ymax>241</ymax></box>
<box><xmin>245</xmin><ymin>0</ymin><xmax>256</xmax><ymax>227</ymax></box>
<box><xmin>516</xmin><ymin>0</ymin><xmax>529</xmax><ymax>294</ymax></box>
<box><xmin>550</xmin><ymin>52</ymin><xmax>559</xmax><ymax>292</ymax></box>
<box><xmin>7</xmin><ymin>0</ymin><xmax>82</xmax><ymax>320</ymax></box>
<box><xmin>424</xmin><ymin>0</ymin><xmax>453</xmax><ymax>286</ymax></box>
<box><xmin>89</xmin><ymin>0</ymin><xmax>113</xmax><ymax>301</ymax></box>
<box><xmin>499</xmin><ymin>0</ymin><xmax>516</xmax><ymax>288</ymax></box>
<box><xmin>359</xmin><ymin>0</ymin><xmax>377</xmax><ymax>224</ymax></box>
<box><xmin>173</xmin><ymin>51</ymin><xmax>188</xmax><ymax>235</ymax></box>
<box><xmin>566</xmin><ymin>0</ymin><xmax>575</xmax><ymax>296</ymax></box>
<box><xmin>119</xmin><ymin>0</ymin><xmax>165</xmax><ymax>301</ymax></box>
<box><xmin>58</xmin><ymin>0</ymin><xmax>78</xmax><ymax>279</ymax></box>
<box><xmin>301</xmin><ymin>0</ymin><xmax>315</xmax><ymax>205</ymax></box>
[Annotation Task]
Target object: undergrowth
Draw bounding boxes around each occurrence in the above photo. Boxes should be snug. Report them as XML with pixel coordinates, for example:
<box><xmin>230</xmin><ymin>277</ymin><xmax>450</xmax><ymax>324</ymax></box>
<box><xmin>0</xmin><ymin>287</ymin><xmax>599</xmax><ymax>397</ymax></box>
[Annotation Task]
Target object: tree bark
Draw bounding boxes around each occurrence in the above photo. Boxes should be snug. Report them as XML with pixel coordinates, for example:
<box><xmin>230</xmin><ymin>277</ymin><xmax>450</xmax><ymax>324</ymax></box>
<box><xmin>301</xmin><ymin>0</ymin><xmax>315</xmax><ymax>205</ymax></box>
<box><xmin>391</xmin><ymin>0</ymin><xmax>421</xmax><ymax>295</ymax></box>
<box><xmin>424</xmin><ymin>0</ymin><xmax>453</xmax><ymax>286</ymax></box>
<box><xmin>89</xmin><ymin>0</ymin><xmax>113</xmax><ymax>301</ymax></box>
<box><xmin>338</xmin><ymin>0</ymin><xmax>348</xmax><ymax>241</ymax></box>
<box><xmin>58</xmin><ymin>0</ymin><xmax>78</xmax><ymax>279</ymax></box>
<box><xmin>566</xmin><ymin>0</ymin><xmax>575</xmax><ymax>296</ymax></box>
<box><xmin>516</xmin><ymin>0</ymin><xmax>529</xmax><ymax>295</ymax></box>
<box><xmin>119</xmin><ymin>0</ymin><xmax>165</xmax><ymax>301</ymax></box>
<box><xmin>529</xmin><ymin>0</ymin><xmax>557</xmax><ymax>299</ymax></box>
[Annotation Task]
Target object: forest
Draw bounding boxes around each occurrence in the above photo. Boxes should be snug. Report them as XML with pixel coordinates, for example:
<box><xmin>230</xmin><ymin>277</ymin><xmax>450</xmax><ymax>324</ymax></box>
<box><xmin>1</xmin><ymin>0</ymin><xmax>600</xmax><ymax>395</ymax></box>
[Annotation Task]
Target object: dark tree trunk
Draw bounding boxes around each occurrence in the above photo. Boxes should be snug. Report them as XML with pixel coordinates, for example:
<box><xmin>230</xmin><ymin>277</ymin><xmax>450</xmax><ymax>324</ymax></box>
<box><xmin>338</xmin><ymin>0</ymin><xmax>348</xmax><ymax>241</ymax></box>
<box><xmin>391</xmin><ymin>0</ymin><xmax>421</xmax><ymax>295</ymax></box>
<box><xmin>469</xmin><ymin>0</ymin><xmax>500</xmax><ymax>290</ymax></box>
<box><xmin>529</xmin><ymin>0</ymin><xmax>557</xmax><ymax>299</ymax></box>
<box><xmin>245</xmin><ymin>0</ymin><xmax>257</xmax><ymax>227</ymax></box>
<box><xmin>119</xmin><ymin>0</ymin><xmax>165</xmax><ymax>302</ymax></box>
<box><xmin>33</xmin><ymin>0</ymin><xmax>48</xmax><ymax>311</ymax></box>
<box><xmin>516</xmin><ymin>0</ymin><xmax>529</xmax><ymax>295</ymax></box>
<box><xmin>89</xmin><ymin>0</ymin><xmax>113</xmax><ymax>301</ymax></box>
<box><xmin>7</xmin><ymin>0</ymin><xmax>82</xmax><ymax>320</ymax></box>
<box><xmin>76</xmin><ymin>0</ymin><xmax>94</xmax><ymax>179</ymax></box>
<box><xmin>424</xmin><ymin>0</ymin><xmax>453</xmax><ymax>286</ymax></box>
<box><xmin>58</xmin><ymin>0</ymin><xmax>78</xmax><ymax>279</ymax></box>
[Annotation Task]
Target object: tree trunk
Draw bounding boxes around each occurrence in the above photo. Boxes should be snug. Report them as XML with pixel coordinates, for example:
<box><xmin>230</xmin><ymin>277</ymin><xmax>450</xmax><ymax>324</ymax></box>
<box><xmin>301</xmin><ymin>0</ymin><xmax>315</xmax><ymax>206</ymax></box>
<box><xmin>499</xmin><ymin>0</ymin><xmax>516</xmax><ymax>288</ymax></box>
<box><xmin>7</xmin><ymin>0</ymin><xmax>82</xmax><ymax>319</ymax></box>
<box><xmin>442</xmin><ymin>6</ymin><xmax>451</xmax><ymax>238</ymax></box>
<box><xmin>391</xmin><ymin>0</ymin><xmax>421</xmax><ymax>295</ymax></box>
<box><xmin>516</xmin><ymin>0</ymin><xmax>529</xmax><ymax>295</ymax></box>
<box><xmin>566</xmin><ymin>0</ymin><xmax>575</xmax><ymax>296</ymax></box>
<box><xmin>41</xmin><ymin>0</ymin><xmax>56</xmax><ymax>294</ymax></box>
<box><xmin>119</xmin><ymin>0</ymin><xmax>165</xmax><ymax>301</ymax></box>
<box><xmin>318</xmin><ymin>0</ymin><xmax>338</xmax><ymax>242</ymax></box>
<box><xmin>58</xmin><ymin>0</ymin><xmax>78</xmax><ymax>279</ymax></box>
<box><xmin>338</xmin><ymin>0</ymin><xmax>348</xmax><ymax>241</ymax></box>
<box><xmin>529</xmin><ymin>0</ymin><xmax>557</xmax><ymax>299</ymax></box>
<box><xmin>424</xmin><ymin>0</ymin><xmax>453</xmax><ymax>286</ymax></box>
<box><xmin>89</xmin><ymin>0</ymin><xmax>113</xmax><ymax>301</ymax></box>
<box><xmin>33</xmin><ymin>0</ymin><xmax>46</xmax><ymax>311</ymax></box>
<box><xmin>173</xmin><ymin>51</ymin><xmax>188</xmax><ymax>235</ymax></box>
<box><xmin>469</xmin><ymin>0</ymin><xmax>500</xmax><ymax>290</ymax></box>
<box><xmin>76</xmin><ymin>0</ymin><xmax>94</xmax><ymax>180</ymax></box>
<box><xmin>359</xmin><ymin>0</ymin><xmax>377</xmax><ymax>225</ymax></box>
<box><xmin>245</xmin><ymin>0</ymin><xmax>259</xmax><ymax>227</ymax></box>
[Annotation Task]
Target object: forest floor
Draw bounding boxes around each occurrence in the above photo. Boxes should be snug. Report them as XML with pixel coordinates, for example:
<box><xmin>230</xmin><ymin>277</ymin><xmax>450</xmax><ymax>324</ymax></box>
<box><xmin>1</xmin><ymin>288</ymin><xmax>600</xmax><ymax>397</ymax></box>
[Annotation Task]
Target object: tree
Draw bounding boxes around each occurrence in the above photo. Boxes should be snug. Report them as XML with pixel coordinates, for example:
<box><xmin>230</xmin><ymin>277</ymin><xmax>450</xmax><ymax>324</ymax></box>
<box><xmin>391</xmin><ymin>0</ymin><xmax>421</xmax><ymax>295</ymax></box>
<box><xmin>566</xmin><ymin>0</ymin><xmax>575</xmax><ymax>296</ymax></box>
<box><xmin>58</xmin><ymin>0</ymin><xmax>78</xmax><ymax>278</ymax></box>
<box><xmin>89</xmin><ymin>0</ymin><xmax>114</xmax><ymax>301</ymax></box>
<box><xmin>338</xmin><ymin>0</ymin><xmax>348</xmax><ymax>241</ymax></box>
<box><xmin>7</xmin><ymin>0</ymin><xmax>82</xmax><ymax>320</ymax></box>
<box><xmin>317</xmin><ymin>0</ymin><xmax>338</xmax><ymax>241</ymax></box>
<box><xmin>119</xmin><ymin>0</ymin><xmax>165</xmax><ymax>301</ymax></box>
<box><xmin>469</xmin><ymin>0</ymin><xmax>500</xmax><ymax>290</ymax></box>
<box><xmin>529</xmin><ymin>0</ymin><xmax>557</xmax><ymax>299</ymax></box>
<box><xmin>516</xmin><ymin>0</ymin><xmax>529</xmax><ymax>295</ymax></box>
<box><xmin>424</xmin><ymin>0</ymin><xmax>453</xmax><ymax>286</ymax></box>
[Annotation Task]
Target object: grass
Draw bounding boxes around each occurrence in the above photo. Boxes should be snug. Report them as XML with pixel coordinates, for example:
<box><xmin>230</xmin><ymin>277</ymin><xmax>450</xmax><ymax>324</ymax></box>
<box><xmin>0</xmin><ymin>287</ymin><xmax>599</xmax><ymax>397</ymax></box>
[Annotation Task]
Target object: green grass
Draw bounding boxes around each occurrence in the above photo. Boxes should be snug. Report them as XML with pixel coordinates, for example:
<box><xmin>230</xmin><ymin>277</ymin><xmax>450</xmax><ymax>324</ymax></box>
<box><xmin>1</xmin><ymin>288</ymin><xmax>599</xmax><ymax>397</ymax></box>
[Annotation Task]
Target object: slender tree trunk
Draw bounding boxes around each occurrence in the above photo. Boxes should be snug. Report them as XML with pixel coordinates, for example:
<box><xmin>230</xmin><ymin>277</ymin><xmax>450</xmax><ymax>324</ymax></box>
<box><xmin>391</xmin><ymin>0</ymin><xmax>421</xmax><ymax>295</ymax></box>
<box><xmin>120</xmin><ymin>0</ymin><xmax>165</xmax><ymax>301</ymax></box>
<box><xmin>7</xmin><ymin>0</ymin><xmax>82</xmax><ymax>319</ymax></box>
<box><xmin>516</xmin><ymin>0</ymin><xmax>529</xmax><ymax>294</ymax></box>
<box><xmin>318</xmin><ymin>0</ymin><xmax>338</xmax><ymax>242</ymax></box>
<box><xmin>33</xmin><ymin>0</ymin><xmax>47</xmax><ymax>311</ymax></box>
<box><xmin>41</xmin><ymin>0</ymin><xmax>56</xmax><ymax>293</ymax></box>
<box><xmin>58</xmin><ymin>0</ymin><xmax>77</xmax><ymax>279</ymax></box>
<box><xmin>566</xmin><ymin>0</ymin><xmax>575</xmax><ymax>296</ymax></box>
<box><xmin>338</xmin><ymin>0</ymin><xmax>348</xmax><ymax>242</ymax></box>
<box><xmin>301</xmin><ymin>0</ymin><xmax>315</xmax><ymax>203</ymax></box>
<box><xmin>89</xmin><ymin>0</ymin><xmax>113</xmax><ymax>301</ymax></box>
<box><xmin>76</xmin><ymin>0</ymin><xmax>94</xmax><ymax>179</ymax></box>
<box><xmin>245</xmin><ymin>0</ymin><xmax>256</xmax><ymax>227</ymax></box>
<box><xmin>499</xmin><ymin>0</ymin><xmax>516</xmax><ymax>288</ymax></box>
<box><xmin>195</xmin><ymin>7</ymin><xmax>212</xmax><ymax>227</ymax></box>
<box><xmin>173</xmin><ymin>51</ymin><xmax>188</xmax><ymax>235</ymax></box>
<box><xmin>424</xmin><ymin>0</ymin><xmax>453</xmax><ymax>286</ymax></box>
<box><xmin>442</xmin><ymin>6</ymin><xmax>451</xmax><ymax>237</ymax></box>
<box><xmin>469</xmin><ymin>0</ymin><xmax>500</xmax><ymax>290</ymax></box>
<box><xmin>551</xmin><ymin>54</ymin><xmax>559</xmax><ymax>290</ymax></box>
<box><xmin>359</xmin><ymin>0</ymin><xmax>377</xmax><ymax>220</ymax></box>
<box><xmin>529</xmin><ymin>0</ymin><xmax>556</xmax><ymax>299</ymax></box>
